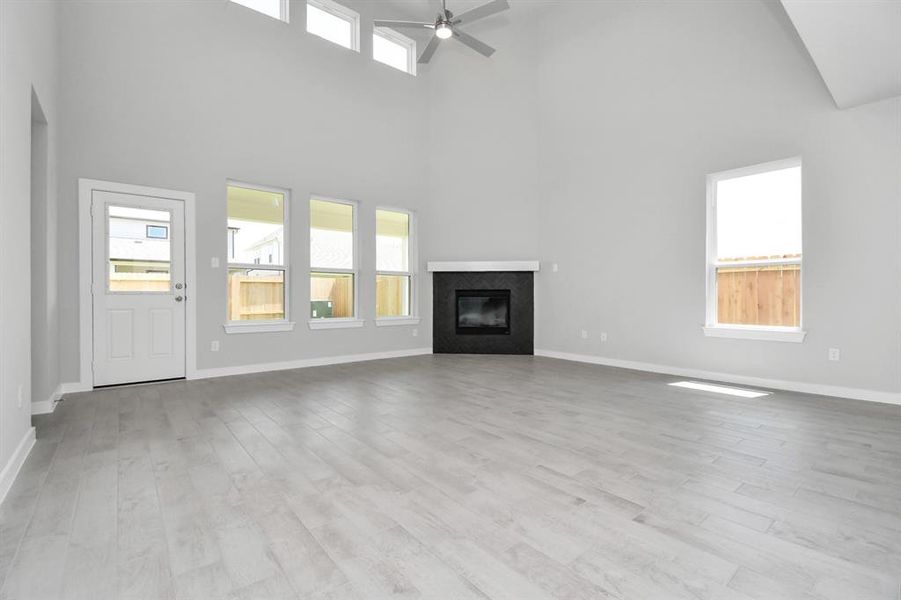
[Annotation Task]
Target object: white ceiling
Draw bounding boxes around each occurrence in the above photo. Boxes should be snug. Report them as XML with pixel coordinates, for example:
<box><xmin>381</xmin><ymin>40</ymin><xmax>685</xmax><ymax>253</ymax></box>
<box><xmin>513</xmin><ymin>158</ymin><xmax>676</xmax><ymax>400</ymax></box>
<box><xmin>781</xmin><ymin>0</ymin><xmax>901</xmax><ymax>109</ymax></box>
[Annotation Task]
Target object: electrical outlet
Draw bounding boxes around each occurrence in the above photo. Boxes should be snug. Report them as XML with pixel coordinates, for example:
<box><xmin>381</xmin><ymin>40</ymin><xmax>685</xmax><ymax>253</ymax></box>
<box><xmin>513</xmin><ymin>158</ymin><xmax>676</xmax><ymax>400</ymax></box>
<box><xmin>412</xmin><ymin>328</ymin><xmax>418</xmax><ymax>337</ymax></box>
<box><xmin>552</xmin><ymin>263</ymin><xmax>559</xmax><ymax>272</ymax></box>
<box><xmin>600</xmin><ymin>332</ymin><xmax>608</xmax><ymax>342</ymax></box>
<box><xmin>211</xmin><ymin>340</ymin><xmax>220</xmax><ymax>352</ymax></box>
<box><xmin>828</xmin><ymin>348</ymin><xmax>840</xmax><ymax>362</ymax></box>
<box><xmin>17</xmin><ymin>384</ymin><xmax>23</xmax><ymax>409</ymax></box>
<box><xmin>211</xmin><ymin>257</ymin><xmax>220</xmax><ymax>268</ymax></box>
<box><xmin>581</xmin><ymin>330</ymin><xmax>588</xmax><ymax>339</ymax></box>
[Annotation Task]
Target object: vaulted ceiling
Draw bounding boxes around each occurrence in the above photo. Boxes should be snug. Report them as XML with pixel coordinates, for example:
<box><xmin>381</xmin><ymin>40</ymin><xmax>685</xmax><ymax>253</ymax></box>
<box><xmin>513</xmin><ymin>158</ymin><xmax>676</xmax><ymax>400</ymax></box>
<box><xmin>781</xmin><ymin>0</ymin><xmax>901</xmax><ymax>109</ymax></box>
<box><xmin>374</xmin><ymin>0</ymin><xmax>900</xmax><ymax>111</ymax></box>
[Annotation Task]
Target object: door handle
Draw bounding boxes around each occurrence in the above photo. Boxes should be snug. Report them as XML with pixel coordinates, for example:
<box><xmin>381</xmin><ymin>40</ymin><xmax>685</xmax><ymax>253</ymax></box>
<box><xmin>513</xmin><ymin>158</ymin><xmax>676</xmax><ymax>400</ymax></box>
<box><xmin>175</xmin><ymin>296</ymin><xmax>184</xmax><ymax>302</ymax></box>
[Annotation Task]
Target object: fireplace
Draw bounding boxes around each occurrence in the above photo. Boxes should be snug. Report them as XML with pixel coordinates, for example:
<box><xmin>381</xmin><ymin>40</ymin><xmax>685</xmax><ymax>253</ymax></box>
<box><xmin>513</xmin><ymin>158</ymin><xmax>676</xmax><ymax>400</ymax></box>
<box><xmin>456</xmin><ymin>289</ymin><xmax>511</xmax><ymax>335</ymax></box>
<box><xmin>430</xmin><ymin>264</ymin><xmax>536</xmax><ymax>354</ymax></box>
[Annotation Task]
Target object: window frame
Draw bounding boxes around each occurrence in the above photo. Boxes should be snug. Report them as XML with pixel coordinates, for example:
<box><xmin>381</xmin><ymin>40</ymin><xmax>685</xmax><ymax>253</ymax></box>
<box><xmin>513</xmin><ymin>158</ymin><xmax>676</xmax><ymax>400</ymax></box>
<box><xmin>704</xmin><ymin>156</ymin><xmax>805</xmax><ymax>343</ymax></box>
<box><xmin>375</xmin><ymin>207</ymin><xmax>419</xmax><ymax>326</ymax></box>
<box><xmin>224</xmin><ymin>180</ymin><xmax>294</xmax><ymax>334</ymax></box>
<box><xmin>306</xmin><ymin>0</ymin><xmax>360</xmax><ymax>52</ymax></box>
<box><xmin>309</xmin><ymin>195</ymin><xmax>362</xmax><ymax>329</ymax></box>
<box><xmin>373</xmin><ymin>27</ymin><xmax>417</xmax><ymax>76</ymax></box>
<box><xmin>145</xmin><ymin>224</ymin><xmax>169</xmax><ymax>240</ymax></box>
<box><xmin>106</xmin><ymin>204</ymin><xmax>174</xmax><ymax>296</ymax></box>
<box><xmin>230</xmin><ymin>0</ymin><xmax>290</xmax><ymax>23</ymax></box>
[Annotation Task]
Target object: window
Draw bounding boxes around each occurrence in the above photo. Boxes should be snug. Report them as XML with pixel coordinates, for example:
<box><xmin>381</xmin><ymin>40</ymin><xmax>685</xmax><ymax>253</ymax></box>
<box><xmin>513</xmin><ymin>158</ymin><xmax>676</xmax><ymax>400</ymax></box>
<box><xmin>306</xmin><ymin>0</ymin><xmax>359</xmax><ymax>51</ymax></box>
<box><xmin>376</xmin><ymin>209</ymin><xmax>415</xmax><ymax>320</ymax></box>
<box><xmin>146</xmin><ymin>225</ymin><xmax>168</xmax><ymax>239</ymax></box>
<box><xmin>373</xmin><ymin>28</ymin><xmax>416</xmax><ymax>75</ymax></box>
<box><xmin>230</xmin><ymin>0</ymin><xmax>288</xmax><ymax>22</ymax></box>
<box><xmin>226</xmin><ymin>183</ymin><xmax>291</xmax><ymax>331</ymax></box>
<box><xmin>310</xmin><ymin>198</ymin><xmax>360</xmax><ymax>327</ymax></box>
<box><xmin>108</xmin><ymin>206</ymin><xmax>171</xmax><ymax>293</ymax></box>
<box><xmin>705</xmin><ymin>158</ymin><xmax>803</xmax><ymax>342</ymax></box>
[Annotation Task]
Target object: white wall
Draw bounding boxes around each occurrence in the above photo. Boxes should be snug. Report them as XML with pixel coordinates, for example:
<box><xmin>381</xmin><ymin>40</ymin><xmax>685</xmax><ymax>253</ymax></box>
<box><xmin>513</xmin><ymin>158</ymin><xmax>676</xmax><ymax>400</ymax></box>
<box><xmin>423</xmin><ymin>11</ymin><xmax>541</xmax><ymax>262</ymax></box>
<box><xmin>420</xmin><ymin>10</ymin><xmax>542</xmax><ymax>343</ymax></box>
<box><xmin>532</xmin><ymin>0</ymin><xmax>901</xmax><ymax>393</ymax></box>
<box><xmin>46</xmin><ymin>0</ymin><xmax>901</xmax><ymax>400</ymax></box>
<box><xmin>419</xmin><ymin>0</ymin><xmax>901</xmax><ymax>396</ymax></box>
<box><xmin>0</xmin><ymin>0</ymin><xmax>59</xmax><ymax>479</ymax></box>
<box><xmin>56</xmin><ymin>0</ymin><xmax>431</xmax><ymax>379</ymax></box>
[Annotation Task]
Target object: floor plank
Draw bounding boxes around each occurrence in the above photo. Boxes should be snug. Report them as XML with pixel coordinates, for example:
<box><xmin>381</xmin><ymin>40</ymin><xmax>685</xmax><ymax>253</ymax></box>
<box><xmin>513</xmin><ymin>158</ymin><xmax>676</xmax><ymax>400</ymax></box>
<box><xmin>1</xmin><ymin>355</ymin><xmax>900</xmax><ymax>599</ymax></box>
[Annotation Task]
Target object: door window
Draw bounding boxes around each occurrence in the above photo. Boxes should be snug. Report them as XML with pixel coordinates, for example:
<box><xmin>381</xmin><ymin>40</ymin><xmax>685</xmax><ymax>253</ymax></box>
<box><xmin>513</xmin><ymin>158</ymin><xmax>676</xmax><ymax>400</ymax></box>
<box><xmin>107</xmin><ymin>205</ymin><xmax>172</xmax><ymax>292</ymax></box>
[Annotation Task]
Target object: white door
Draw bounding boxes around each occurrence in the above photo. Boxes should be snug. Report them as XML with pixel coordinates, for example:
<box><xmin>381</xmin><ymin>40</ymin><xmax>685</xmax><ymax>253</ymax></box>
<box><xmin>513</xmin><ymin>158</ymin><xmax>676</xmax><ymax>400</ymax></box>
<box><xmin>92</xmin><ymin>190</ymin><xmax>186</xmax><ymax>386</ymax></box>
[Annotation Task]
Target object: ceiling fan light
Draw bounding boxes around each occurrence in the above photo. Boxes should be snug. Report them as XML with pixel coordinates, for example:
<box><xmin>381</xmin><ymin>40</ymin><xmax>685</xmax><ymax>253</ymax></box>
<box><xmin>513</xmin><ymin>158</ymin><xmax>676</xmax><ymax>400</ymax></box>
<box><xmin>435</xmin><ymin>22</ymin><xmax>453</xmax><ymax>39</ymax></box>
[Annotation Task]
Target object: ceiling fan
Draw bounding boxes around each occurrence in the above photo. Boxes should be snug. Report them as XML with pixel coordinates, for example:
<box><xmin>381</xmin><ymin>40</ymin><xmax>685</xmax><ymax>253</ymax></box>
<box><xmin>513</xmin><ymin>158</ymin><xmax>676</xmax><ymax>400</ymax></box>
<box><xmin>374</xmin><ymin>0</ymin><xmax>510</xmax><ymax>64</ymax></box>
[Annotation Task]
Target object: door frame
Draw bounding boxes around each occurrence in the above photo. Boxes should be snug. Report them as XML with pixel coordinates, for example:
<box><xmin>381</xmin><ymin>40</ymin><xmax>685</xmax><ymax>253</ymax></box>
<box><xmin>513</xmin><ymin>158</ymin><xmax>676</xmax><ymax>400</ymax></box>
<box><xmin>78</xmin><ymin>178</ymin><xmax>197</xmax><ymax>389</ymax></box>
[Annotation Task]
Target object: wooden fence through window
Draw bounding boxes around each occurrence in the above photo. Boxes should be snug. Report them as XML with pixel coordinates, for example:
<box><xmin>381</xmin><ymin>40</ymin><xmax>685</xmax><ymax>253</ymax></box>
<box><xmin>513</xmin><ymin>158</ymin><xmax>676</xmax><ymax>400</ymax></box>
<box><xmin>717</xmin><ymin>264</ymin><xmax>800</xmax><ymax>327</ymax></box>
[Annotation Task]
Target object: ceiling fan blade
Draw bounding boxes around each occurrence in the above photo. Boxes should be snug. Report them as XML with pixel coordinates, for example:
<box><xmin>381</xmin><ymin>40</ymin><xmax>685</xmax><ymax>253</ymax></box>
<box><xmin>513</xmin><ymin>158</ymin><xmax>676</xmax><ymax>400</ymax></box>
<box><xmin>452</xmin><ymin>29</ymin><xmax>495</xmax><ymax>57</ymax></box>
<box><xmin>418</xmin><ymin>35</ymin><xmax>442</xmax><ymax>64</ymax></box>
<box><xmin>373</xmin><ymin>20</ymin><xmax>434</xmax><ymax>29</ymax></box>
<box><xmin>452</xmin><ymin>0</ymin><xmax>509</xmax><ymax>25</ymax></box>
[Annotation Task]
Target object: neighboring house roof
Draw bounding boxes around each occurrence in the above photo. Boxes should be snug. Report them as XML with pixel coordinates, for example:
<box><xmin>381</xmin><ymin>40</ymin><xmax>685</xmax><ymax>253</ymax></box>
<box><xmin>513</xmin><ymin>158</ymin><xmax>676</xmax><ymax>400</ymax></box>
<box><xmin>109</xmin><ymin>238</ymin><xmax>170</xmax><ymax>261</ymax></box>
<box><xmin>246</xmin><ymin>231</ymin><xmax>282</xmax><ymax>252</ymax></box>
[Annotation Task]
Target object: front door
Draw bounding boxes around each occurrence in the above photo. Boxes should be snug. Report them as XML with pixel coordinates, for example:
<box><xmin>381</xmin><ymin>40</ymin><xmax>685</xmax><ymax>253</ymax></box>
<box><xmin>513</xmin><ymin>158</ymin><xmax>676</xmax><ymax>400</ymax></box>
<box><xmin>92</xmin><ymin>190</ymin><xmax>186</xmax><ymax>386</ymax></box>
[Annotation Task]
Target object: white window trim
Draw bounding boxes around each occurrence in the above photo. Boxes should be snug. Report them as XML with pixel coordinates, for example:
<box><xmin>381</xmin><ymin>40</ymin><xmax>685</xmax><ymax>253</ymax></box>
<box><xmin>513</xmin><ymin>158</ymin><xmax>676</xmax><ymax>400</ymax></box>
<box><xmin>308</xmin><ymin>317</ymin><xmax>365</xmax><ymax>330</ymax></box>
<box><xmin>225</xmin><ymin>180</ymin><xmax>293</xmax><ymax>333</ymax></box>
<box><xmin>224</xmin><ymin>321</ymin><xmax>296</xmax><ymax>334</ymax></box>
<box><xmin>373</xmin><ymin>27</ymin><xmax>417</xmax><ymax>76</ymax></box>
<box><xmin>703</xmin><ymin>325</ymin><xmax>806</xmax><ymax>343</ymax></box>
<box><xmin>376</xmin><ymin>206</ymin><xmax>417</xmax><ymax>325</ymax></box>
<box><xmin>230</xmin><ymin>0</ymin><xmax>290</xmax><ymax>23</ymax></box>
<box><xmin>306</xmin><ymin>0</ymin><xmax>360</xmax><ymax>52</ymax></box>
<box><xmin>375</xmin><ymin>317</ymin><xmax>421</xmax><ymax>327</ymax></box>
<box><xmin>705</xmin><ymin>156</ymin><xmax>805</xmax><ymax>343</ymax></box>
<box><xmin>309</xmin><ymin>195</ymin><xmax>361</xmax><ymax>328</ymax></box>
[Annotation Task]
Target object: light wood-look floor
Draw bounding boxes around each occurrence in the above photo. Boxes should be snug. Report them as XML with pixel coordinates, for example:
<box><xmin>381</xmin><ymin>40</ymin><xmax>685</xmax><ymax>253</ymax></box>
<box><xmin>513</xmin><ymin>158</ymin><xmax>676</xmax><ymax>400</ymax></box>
<box><xmin>2</xmin><ymin>355</ymin><xmax>901</xmax><ymax>599</ymax></box>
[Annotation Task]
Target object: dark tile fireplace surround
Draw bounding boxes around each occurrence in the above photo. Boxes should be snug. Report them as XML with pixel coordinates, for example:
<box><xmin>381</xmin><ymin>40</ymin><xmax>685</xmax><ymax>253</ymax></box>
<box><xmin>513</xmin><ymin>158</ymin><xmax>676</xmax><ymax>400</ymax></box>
<box><xmin>432</xmin><ymin>270</ymin><xmax>534</xmax><ymax>354</ymax></box>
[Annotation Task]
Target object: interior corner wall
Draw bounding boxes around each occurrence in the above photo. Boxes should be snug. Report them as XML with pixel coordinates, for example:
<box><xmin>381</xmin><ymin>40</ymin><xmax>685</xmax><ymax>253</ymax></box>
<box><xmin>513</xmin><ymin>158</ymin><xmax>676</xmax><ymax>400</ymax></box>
<box><xmin>533</xmin><ymin>0</ymin><xmax>901</xmax><ymax>394</ymax></box>
<box><xmin>421</xmin><ymin>15</ymin><xmax>542</xmax><ymax>338</ymax></box>
<box><xmin>55</xmin><ymin>0</ymin><xmax>430</xmax><ymax>380</ymax></box>
<box><xmin>423</xmin><ymin>15</ymin><xmax>541</xmax><ymax>262</ymax></box>
<box><xmin>0</xmin><ymin>0</ymin><xmax>59</xmax><ymax>474</ymax></box>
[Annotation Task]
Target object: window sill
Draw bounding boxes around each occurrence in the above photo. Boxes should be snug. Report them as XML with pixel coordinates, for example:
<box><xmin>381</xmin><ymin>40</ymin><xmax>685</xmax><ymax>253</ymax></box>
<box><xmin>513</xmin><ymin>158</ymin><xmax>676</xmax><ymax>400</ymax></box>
<box><xmin>224</xmin><ymin>321</ymin><xmax>296</xmax><ymax>334</ymax></box>
<box><xmin>703</xmin><ymin>325</ymin><xmax>806</xmax><ymax>343</ymax></box>
<box><xmin>308</xmin><ymin>318</ymin><xmax>365</xmax><ymax>330</ymax></box>
<box><xmin>375</xmin><ymin>317</ymin><xmax>421</xmax><ymax>327</ymax></box>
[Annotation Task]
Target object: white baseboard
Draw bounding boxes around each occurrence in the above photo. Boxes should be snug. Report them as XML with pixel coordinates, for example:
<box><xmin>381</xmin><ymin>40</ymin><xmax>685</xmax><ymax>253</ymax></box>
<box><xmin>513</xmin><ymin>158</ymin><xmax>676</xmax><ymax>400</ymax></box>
<box><xmin>32</xmin><ymin>384</ymin><xmax>63</xmax><ymax>415</ymax></box>
<box><xmin>0</xmin><ymin>427</ymin><xmax>36</xmax><ymax>506</ymax></box>
<box><xmin>59</xmin><ymin>381</ymin><xmax>91</xmax><ymax>395</ymax></box>
<box><xmin>534</xmin><ymin>349</ymin><xmax>901</xmax><ymax>406</ymax></box>
<box><xmin>192</xmin><ymin>347</ymin><xmax>433</xmax><ymax>380</ymax></box>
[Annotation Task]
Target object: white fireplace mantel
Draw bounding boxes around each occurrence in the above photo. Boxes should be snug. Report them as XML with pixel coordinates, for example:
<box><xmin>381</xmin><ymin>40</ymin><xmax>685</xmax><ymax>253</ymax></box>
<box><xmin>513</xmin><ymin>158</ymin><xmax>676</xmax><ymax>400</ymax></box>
<box><xmin>426</xmin><ymin>261</ymin><xmax>540</xmax><ymax>272</ymax></box>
